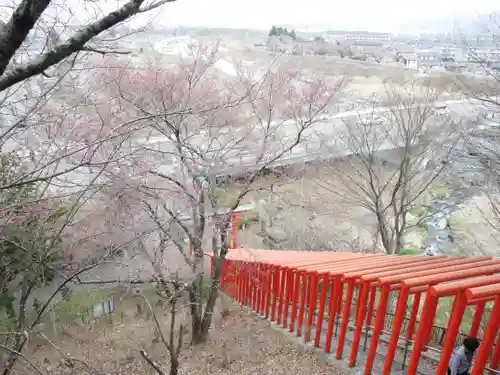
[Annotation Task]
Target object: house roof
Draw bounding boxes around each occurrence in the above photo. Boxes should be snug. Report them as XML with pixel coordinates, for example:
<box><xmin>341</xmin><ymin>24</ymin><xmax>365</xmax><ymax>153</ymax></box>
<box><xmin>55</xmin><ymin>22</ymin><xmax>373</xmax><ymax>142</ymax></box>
<box><xmin>325</xmin><ymin>30</ymin><xmax>392</xmax><ymax>37</ymax></box>
<box><xmin>400</xmin><ymin>52</ymin><xmax>418</xmax><ymax>60</ymax></box>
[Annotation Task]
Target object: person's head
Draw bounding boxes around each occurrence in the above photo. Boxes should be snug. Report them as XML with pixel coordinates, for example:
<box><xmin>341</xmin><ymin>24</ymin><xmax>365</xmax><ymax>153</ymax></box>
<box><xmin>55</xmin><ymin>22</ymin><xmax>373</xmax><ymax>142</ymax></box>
<box><xmin>463</xmin><ymin>337</ymin><xmax>480</xmax><ymax>353</ymax></box>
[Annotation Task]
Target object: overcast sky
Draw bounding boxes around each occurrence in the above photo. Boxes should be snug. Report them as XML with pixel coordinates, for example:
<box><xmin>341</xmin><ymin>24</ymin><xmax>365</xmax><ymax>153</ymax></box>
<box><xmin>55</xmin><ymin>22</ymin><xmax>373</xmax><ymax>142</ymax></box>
<box><xmin>155</xmin><ymin>0</ymin><xmax>499</xmax><ymax>32</ymax></box>
<box><xmin>0</xmin><ymin>0</ymin><xmax>497</xmax><ymax>34</ymax></box>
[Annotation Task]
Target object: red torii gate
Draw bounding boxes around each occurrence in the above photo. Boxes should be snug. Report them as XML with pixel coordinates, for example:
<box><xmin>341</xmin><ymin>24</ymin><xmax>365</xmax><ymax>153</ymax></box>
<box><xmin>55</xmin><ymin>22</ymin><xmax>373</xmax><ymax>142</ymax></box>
<box><xmin>378</xmin><ymin>259</ymin><xmax>500</xmax><ymax>374</ymax></box>
<box><xmin>407</xmin><ymin>275</ymin><xmax>500</xmax><ymax>375</ymax></box>
<box><xmin>211</xmin><ymin>250</ymin><xmax>500</xmax><ymax>374</ymax></box>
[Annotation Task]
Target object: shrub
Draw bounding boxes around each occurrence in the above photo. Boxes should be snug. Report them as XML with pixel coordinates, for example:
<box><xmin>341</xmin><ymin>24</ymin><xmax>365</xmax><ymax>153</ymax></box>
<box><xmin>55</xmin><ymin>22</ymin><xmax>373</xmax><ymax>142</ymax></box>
<box><xmin>398</xmin><ymin>248</ymin><xmax>421</xmax><ymax>255</ymax></box>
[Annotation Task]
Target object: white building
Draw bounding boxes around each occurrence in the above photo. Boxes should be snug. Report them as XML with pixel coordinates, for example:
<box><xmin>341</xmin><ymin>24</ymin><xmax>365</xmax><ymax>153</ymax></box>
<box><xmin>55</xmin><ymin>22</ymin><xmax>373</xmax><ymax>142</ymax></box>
<box><xmin>398</xmin><ymin>53</ymin><xmax>419</xmax><ymax>70</ymax></box>
<box><xmin>323</xmin><ymin>30</ymin><xmax>392</xmax><ymax>43</ymax></box>
<box><xmin>154</xmin><ymin>36</ymin><xmax>195</xmax><ymax>56</ymax></box>
<box><xmin>469</xmin><ymin>49</ymin><xmax>500</xmax><ymax>62</ymax></box>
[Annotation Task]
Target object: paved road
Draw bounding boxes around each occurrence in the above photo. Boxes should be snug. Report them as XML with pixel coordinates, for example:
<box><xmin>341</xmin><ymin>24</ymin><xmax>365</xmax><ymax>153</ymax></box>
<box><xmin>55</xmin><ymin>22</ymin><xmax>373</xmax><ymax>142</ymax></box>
<box><xmin>33</xmin><ymin>96</ymin><xmax>499</xmax><ymax>187</ymax></box>
<box><xmin>147</xmin><ymin>97</ymin><xmax>494</xmax><ymax>177</ymax></box>
<box><xmin>102</xmin><ymin>39</ymin><xmax>500</xmax><ymax>176</ymax></box>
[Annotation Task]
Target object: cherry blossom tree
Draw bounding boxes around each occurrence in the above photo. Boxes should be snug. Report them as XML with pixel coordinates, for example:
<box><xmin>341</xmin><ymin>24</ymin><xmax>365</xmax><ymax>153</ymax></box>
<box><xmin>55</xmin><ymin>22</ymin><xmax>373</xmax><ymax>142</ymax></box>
<box><xmin>95</xmin><ymin>43</ymin><xmax>347</xmax><ymax>343</ymax></box>
<box><xmin>0</xmin><ymin>0</ymin><xmax>178</xmax><ymax>201</ymax></box>
<box><xmin>0</xmin><ymin>102</ymin><xmax>153</xmax><ymax>375</ymax></box>
<box><xmin>0</xmin><ymin>178</ymin><xmax>156</xmax><ymax>375</ymax></box>
<box><xmin>0</xmin><ymin>2</ymin><xmax>192</xmax><ymax>372</ymax></box>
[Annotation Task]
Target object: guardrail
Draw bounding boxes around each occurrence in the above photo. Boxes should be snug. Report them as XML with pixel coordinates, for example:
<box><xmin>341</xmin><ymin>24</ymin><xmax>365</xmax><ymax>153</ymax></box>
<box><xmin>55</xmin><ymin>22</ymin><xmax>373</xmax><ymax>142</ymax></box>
<box><xmin>380</xmin><ymin>309</ymin><xmax>472</xmax><ymax>348</ymax></box>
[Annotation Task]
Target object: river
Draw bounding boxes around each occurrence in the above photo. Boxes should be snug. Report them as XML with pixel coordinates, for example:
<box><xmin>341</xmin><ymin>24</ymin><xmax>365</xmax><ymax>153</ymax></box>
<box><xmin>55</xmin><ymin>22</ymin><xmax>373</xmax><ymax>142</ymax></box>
<box><xmin>417</xmin><ymin>134</ymin><xmax>492</xmax><ymax>256</ymax></box>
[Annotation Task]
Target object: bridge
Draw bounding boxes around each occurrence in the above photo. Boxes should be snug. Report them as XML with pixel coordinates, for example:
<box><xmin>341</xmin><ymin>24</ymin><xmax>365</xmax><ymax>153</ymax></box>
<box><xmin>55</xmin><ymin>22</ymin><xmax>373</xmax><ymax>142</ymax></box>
<box><xmin>211</xmin><ymin>249</ymin><xmax>500</xmax><ymax>375</ymax></box>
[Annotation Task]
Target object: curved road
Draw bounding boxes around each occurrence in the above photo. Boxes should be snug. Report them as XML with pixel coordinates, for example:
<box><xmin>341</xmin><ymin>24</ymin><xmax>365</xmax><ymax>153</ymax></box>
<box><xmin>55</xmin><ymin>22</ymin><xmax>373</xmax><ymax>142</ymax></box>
<box><xmin>148</xmin><ymin>97</ymin><xmax>491</xmax><ymax>177</ymax></box>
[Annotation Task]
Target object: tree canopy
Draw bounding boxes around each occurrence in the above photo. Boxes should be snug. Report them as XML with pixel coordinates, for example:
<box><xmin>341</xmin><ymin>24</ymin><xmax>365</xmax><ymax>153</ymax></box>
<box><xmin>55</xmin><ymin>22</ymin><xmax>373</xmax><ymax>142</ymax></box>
<box><xmin>0</xmin><ymin>153</ymin><xmax>68</xmax><ymax>324</ymax></box>
<box><xmin>269</xmin><ymin>26</ymin><xmax>297</xmax><ymax>40</ymax></box>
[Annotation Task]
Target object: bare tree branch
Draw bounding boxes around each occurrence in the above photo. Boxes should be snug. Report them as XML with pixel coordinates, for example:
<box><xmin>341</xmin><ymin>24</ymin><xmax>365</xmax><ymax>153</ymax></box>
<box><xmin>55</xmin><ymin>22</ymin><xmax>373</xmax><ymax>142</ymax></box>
<box><xmin>0</xmin><ymin>0</ymin><xmax>176</xmax><ymax>92</ymax></box>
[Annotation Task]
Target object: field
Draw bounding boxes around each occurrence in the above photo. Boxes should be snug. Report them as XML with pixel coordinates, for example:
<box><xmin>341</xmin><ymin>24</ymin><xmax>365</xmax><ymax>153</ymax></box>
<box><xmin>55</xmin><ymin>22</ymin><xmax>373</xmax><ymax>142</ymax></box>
<box><xmin>150</xmin><ymin>38</ymin><xmax>465</xmax><ymax>109</ymax></box>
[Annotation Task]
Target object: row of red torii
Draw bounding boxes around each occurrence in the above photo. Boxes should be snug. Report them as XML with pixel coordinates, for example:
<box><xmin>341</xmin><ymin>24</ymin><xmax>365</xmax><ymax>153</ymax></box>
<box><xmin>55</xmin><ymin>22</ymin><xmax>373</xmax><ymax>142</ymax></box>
<box><xmin>208</xmin><ymin>250</ymin><xmax>500</xmax><ymax>374</ymax></box>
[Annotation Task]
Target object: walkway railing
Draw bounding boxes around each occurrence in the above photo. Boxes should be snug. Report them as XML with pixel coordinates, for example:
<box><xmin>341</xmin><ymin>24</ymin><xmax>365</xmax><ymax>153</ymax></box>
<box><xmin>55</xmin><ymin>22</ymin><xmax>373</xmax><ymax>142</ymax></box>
<box><xmin>214</xmin><ymin>252</ymin><xmax>500</xmax><ymax>375</ymax></box>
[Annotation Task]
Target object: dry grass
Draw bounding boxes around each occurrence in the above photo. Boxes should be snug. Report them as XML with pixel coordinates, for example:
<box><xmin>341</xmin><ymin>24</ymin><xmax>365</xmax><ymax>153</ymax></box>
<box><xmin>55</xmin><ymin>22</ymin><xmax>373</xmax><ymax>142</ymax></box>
<box><xmin>228</xmin><ymin>163</ymin><xmax>389</xmax><ymax>250</ymax></box>
<box><xmin>227</xmin><ymin>159</ymin><xmax>452</xmax><ymax>252</ymax></box>
<box><xmin>24</xmin><ymin>295</ymin><xmax>346</xmax><ymax>375</ymax></box>
<box><xmin>181</xmin><ymin>305</ymin><xmax>346</xmax><ymax>375</ymax></box>
<box><xmin>217</xmin><ymin>48</ymin><xmax>440</xmax><ymax>90</ymax></box>
<box><xmin>236</xmin><ymin>160</ymin><xmax>493</xmax><ymax>255</ymax></box>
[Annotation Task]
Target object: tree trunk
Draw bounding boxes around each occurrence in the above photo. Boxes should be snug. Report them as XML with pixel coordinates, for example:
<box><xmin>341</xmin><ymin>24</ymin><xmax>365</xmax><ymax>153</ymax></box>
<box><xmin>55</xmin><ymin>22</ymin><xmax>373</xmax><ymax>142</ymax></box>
<box><xmin>199</xmin><ymin>284</ymin><xmax>219</xmax><ymax>340</ymax></box>
<box><xmin>1</xmin><ymin>282</ymin><xmax>32</xmax><ymax>375</ymax></box>
<box><xmin>198</xmin><ymin>247</ymin><xmax>226</xmax><ymax>342</ymax></box>
<box><xmin>377</xmin><ymin>220</ymin><xmax>394</xmax><ymax>254</ymax></box>
<box><xmin>190</xmin><ymin>268</ymin><xmax>221</xmax><ymax>344</ymax></box>
<box><xmin>169</xmin><ymin>358</ymin><xmax>179</xmax><ymax>375</ymax></box>
<box><xmin>191</xmin><ymin>320</ymin><xmax>203</xmax><ymax>344</ymax></box>
<box><xmin>394</xmin><ymin>235</ymin><xmax>404</xmax><ymax>255</ymax></box>
<box><xmin>189</xmin><ymin>218</ymin><xmax>231</xmax><ymax>344</ymax></box>
<box><xmin>190</xmin><ymin>242</ymin><xmax>227</xmax><ymax>344</ymax></box>
<box><xmin>2</xmin><ymin>352</ymin><xmax>18</xmax><ymax>375</ymax></box>
<box><xmin>1</xmin><ymin>325</ymin><xmax>28</xmax><ymax>375</ymax></box>
<box><xmin>189</xmin><ymin>221</ymin><xmax>206</xmax><ymax>344</ymax></box>
<box><xmin>189</xmin><ymin>278</ymin><xmax>203</xmax><ymax>345</ymax></box>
